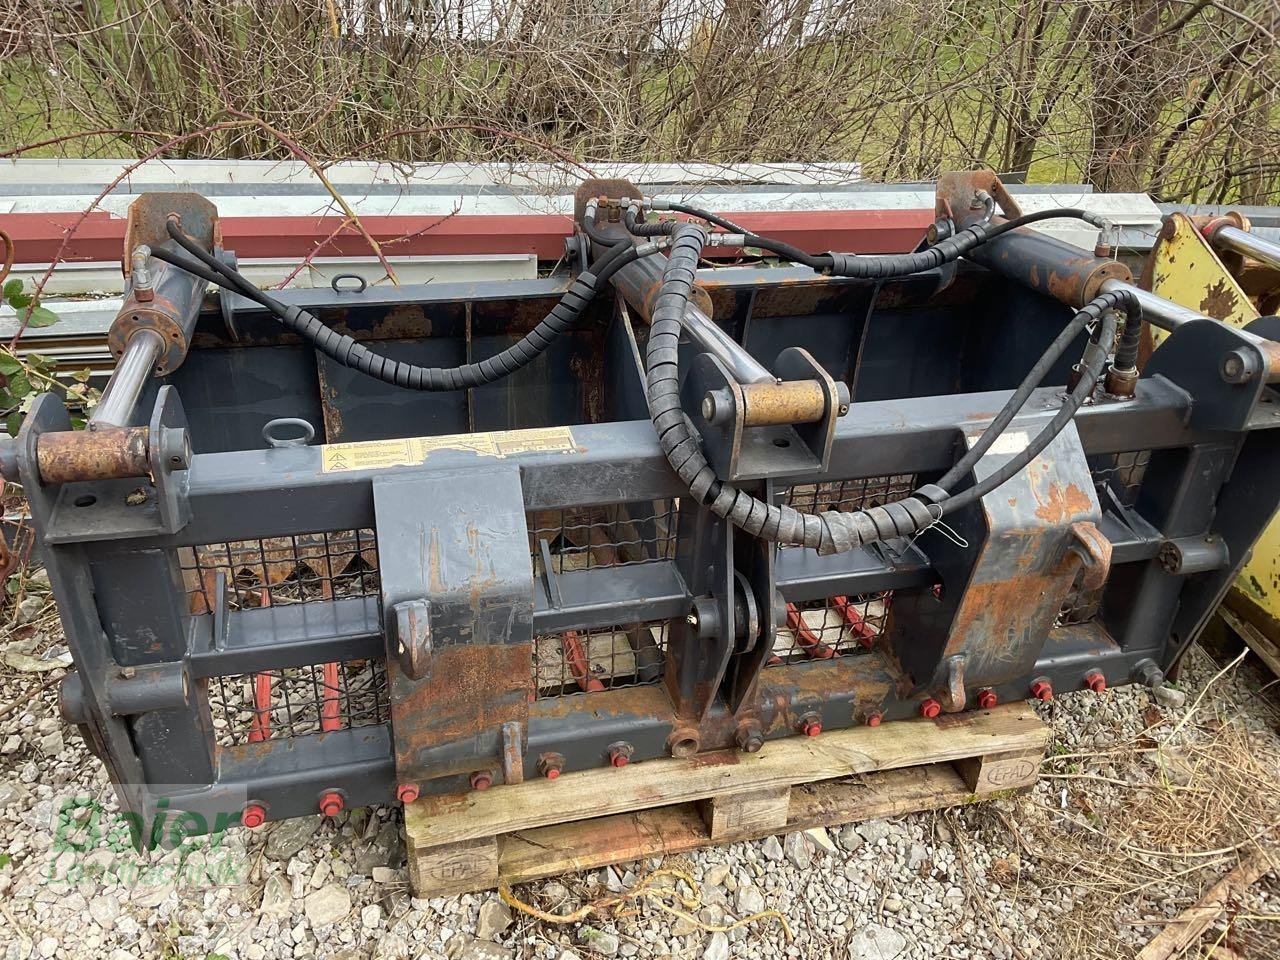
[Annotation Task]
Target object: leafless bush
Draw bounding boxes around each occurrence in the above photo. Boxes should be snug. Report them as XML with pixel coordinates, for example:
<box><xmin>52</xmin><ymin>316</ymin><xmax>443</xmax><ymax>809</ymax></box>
<box><xmin>1</xmin><ymin>0</ymin><xmax>1278</xmax><ymax>202</ymax></box>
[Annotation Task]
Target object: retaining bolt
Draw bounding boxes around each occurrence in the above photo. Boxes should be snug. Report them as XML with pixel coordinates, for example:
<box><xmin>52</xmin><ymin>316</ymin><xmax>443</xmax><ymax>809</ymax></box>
<box><xmin>318</xmin><ymin>792</ymin><xmax>344</xmax><ymax>817</ymax></box>
<box><xmin>801</xmin><ymin>715</ymin><xmax>822</xmax><ymax>737</ymax></box>
<box><xmin>1084</xmin><ymin>671</ymin><xmax>1106</xmax><ymax>693</ymax></box>
<box><xmin>920</xmin><ymin>698</ymin><xmax>942</xmax><ymax>719</ymax></box>
<box><xmin>976</xmin><ymin>689</ymin><xmax>998</xmax><ymax>710</ymax></box>
<box><xmin>538</xmin><ymin>753</ymin><xmax>565</xmax><ymax>780</ymax></box>
<box><xmin>241</xmin><ymin>803</ymin><xmax>266</xmax><ymax>829</ymax></box>
<box><xmin>396</xmin><ymin>783</ymin><xmax>419</xmax><ymax>804</ymax></box>
<box><xmin>735</xmin><ymin>725</ymin><xmax>765</xmax><ymax>753</ymax></box>
<box><xmin>1030</xmin><ymin>679</ymin><xmax>1054</xmax><ymax>702</ymax></box>
<box><xmin>469</xmin><ymin>771</ymin><xmax>493</xmax><ymax>791</ymax></box>
<box><xmin>607</xmin><ymin>743</ymin><xmax>633</xmax><ymax>768</ymax></box>
<box><xmin>865</xmin><ymin>710</ymin><xmax>883</xmax><ymax>727</ymax></box>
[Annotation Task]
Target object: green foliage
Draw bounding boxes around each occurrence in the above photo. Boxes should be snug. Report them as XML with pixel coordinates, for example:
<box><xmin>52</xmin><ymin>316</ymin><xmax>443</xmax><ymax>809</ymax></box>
<box><xmin>1</xmin><ymin>279</ymin><xmax>98</xmax><ymax>436</ymax></box>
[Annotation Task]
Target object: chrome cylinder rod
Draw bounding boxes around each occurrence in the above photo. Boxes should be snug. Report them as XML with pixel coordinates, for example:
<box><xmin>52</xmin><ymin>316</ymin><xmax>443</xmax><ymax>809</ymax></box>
<box><xmin>89</xmin><ymin>329</ymin><xmax>166</xmax><ymax>429</ymax></box>
<box><xmin>1210</xmin><ymin>224</ymin><xmax>1280</xmax><ymax>272</ymax></box>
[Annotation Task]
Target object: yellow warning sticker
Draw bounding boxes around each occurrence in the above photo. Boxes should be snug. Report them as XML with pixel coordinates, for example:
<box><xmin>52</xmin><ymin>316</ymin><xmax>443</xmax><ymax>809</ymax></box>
<box><xmin>320</xmin><ymin>426</ymin><xmax>578</xmax><ymax>473</ymax></box>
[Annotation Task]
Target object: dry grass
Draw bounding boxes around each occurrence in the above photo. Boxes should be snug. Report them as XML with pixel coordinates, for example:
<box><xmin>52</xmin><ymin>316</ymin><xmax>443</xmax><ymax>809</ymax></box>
<box><xmin>998</xmin><ymin>657</ymin><xmax>1280</xmax><ymax>958</ymax></box>
<box><xmin>1</xmin><ymin>0</ymin><xmax>1278</xmax><ymax>203</ymax></box>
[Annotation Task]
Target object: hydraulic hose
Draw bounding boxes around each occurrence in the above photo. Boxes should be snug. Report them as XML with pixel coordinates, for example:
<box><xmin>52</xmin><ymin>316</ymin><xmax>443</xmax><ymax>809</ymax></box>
<box><xmin>154</xmin><ymin>221</ymin><xmax>645</xmax><ymax>391</ymax></box>
<box><xmin>935</xmin><ymin>291</ymin><xmax>1135</xmax><ymax>497</ymax></box>
<box><xmin>643</xmin><ymin>222</ymin><xmax>1136</xmax><ymax>555</ymax></box>
<box><xmin>627</xmin><ymin>202</ymin><xmax>1109</xmax><ymax>280</ymax></box>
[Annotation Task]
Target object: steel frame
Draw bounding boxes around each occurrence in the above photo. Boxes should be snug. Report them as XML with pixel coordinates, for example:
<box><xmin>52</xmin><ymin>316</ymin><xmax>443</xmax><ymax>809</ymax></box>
<box><xmin>23</xmin><ymin>258</ymin><xmax>1280</xmax><ymax>832</ymax></box>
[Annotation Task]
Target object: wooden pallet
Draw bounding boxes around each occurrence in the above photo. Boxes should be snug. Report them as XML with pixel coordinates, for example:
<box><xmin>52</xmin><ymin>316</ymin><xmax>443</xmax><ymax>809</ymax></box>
<box><xmin>404</xmin><ymin>702</ymin><xmax>1050</xmax><ymax>897</ymax></box>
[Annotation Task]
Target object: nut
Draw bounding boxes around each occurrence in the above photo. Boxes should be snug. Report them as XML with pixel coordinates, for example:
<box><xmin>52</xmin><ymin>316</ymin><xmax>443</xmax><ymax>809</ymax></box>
<box><xmin>976</xmin><ymin>689</ymin><xmax>998</xmax><ymax>710</ymax></box>
<box><xmin>607</xmin><ymin>743</ymin><xmax>633</xmax><ymax>768</ymax></box>
<box><xmin>735</xmin><ymin>725</ymin><xmax>764</xmax><ymax>753</ymax></box>
<box><xmin>801</xmin><ymin>714</ymin><xmax>822</xmax><ymax>737</ymax></box>
<box><xmin>241</xmin><ymin>803</ymin><xmax>266</xmax><ymax>829</ymax></box>
<box><xmin>396</xmin><ymin>783</ymin><xmax>419</xmax><ymax>804</ymax></box>
<box><xmin>469</xmin><ymin>771</ymin><xmax>493</xmax><ymax>791</ymax></box>
<box><xmin>1030</xmin><ymin>679</ymin><xmax>1054</xmax><ymax>702</ymax></box>
<box><xmin>537</xmin><ymin>753</ymin><xmax>565</xmax><ymax>780</ymax></box>
<box><xmin>920</xmin><ymin>698</ymin><xmax>942</xmax><ymax>719</ymax></box>
<box><xmin>865</xmin><ymin>710</ymin><xmax>883</xmax><ymax>727</ymax></box>
<box><xmin>318</xmin><ymin>791</ymin><xmax>344</xmax><ymax>817</ymax></box>
<box><xmin>1084</xmin><ymin>670</ymin><xmax>1106</xmax><ymax>693</ymax></box>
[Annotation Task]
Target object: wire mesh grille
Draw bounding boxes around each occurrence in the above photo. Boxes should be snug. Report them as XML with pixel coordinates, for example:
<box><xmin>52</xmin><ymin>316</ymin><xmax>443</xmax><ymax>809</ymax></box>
<box><xmin>768</xmin><ymin>594</ymin><xmax>890</xmax><ymax>665</ymax></box>
<box><xmin>179</xmin><ymin>530</ymin><xmax>379</xmax><ymax>614</ymax></box>
<box><xmin>782</xmin><ymin>476</ymin><xmax>917</xmax><ymax>548</ymax></box>
<box><xmin>533</xmin><ymin>621</ymin><xmax>669</xmax><ymax>698</ymax></box>
<box><xmin>209</xmin><ymin>659</ymin><xmax>388</xmax><ymax>747</ymax></box>
<box><xmin>1092</xmin><ymin>450</ymin><xmax>1151</xmax><ymax>508</ymax></box>
<box><xmin>1056</xmin><ymin>577</ymin><xmax>1103</xmax><ymax>627</ymax></box>
<box><xmin>528</xmin><ymin>500</ymin><xmax>679</xmax><ymax>574</ymax></box>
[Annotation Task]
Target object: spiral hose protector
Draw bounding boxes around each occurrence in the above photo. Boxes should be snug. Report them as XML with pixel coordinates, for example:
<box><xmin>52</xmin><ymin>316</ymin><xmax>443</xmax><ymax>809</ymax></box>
<box><xmin>824</xmin><ymin>223</ymin><xmax>993</xmax><ymax>278</ymax></box>
<box><xmin>645</xmin><ymin>224</ymin><xmax>937</xmax><ymax>555</ymax></box>
<box><xmin>276</xmin><ymin>271</ymin><xmax>600</xmax><ymax>391</ymax></box>
<box><xmin>645</xmin><ymin>225</ymin><xmax>1137</xmax><ymax>555</ymax></box>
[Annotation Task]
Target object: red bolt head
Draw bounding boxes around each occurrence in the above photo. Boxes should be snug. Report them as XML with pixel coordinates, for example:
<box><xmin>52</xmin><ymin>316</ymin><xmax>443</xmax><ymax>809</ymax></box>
<box><xmin>801</xmin><ymin>716</ymin><xmax>822</xmax><ymax>737</ymax></box>
<box><xmin>396</xmin><ymin>782</ymin><xmax>419</xmax><ymax>804</ymax></box>
<box><xmin>241</xmin><ymin>803</ymin><xmax>266</xmax><ymax>829</ymax></box>
<box><xmin>470</xmin><ymin>771</ymin><xmax>493</xmax><ymax>791</ymax></box>
<box><xmin>920</xmin><ymin>698</ymin><xmax>942</xmax><ymax>719</ymax></box>
<box><xmin>866</xmin><ymin>710</ymin><xmax>883</xmax><ymax>727</ymax></box>
<box><xmin>977</xmin><ymin>689</ymin><xmax>998</xmax><ymax>710</ymax></box>
<box><xmin>1030</xmin><ymin>679</ymin><xmax>1054</xmax><ymax>702</ymax></box>
<box><xmin>609</xmin><ymin>749</ymin><xmax>630</xmax><ymax>768</ymax></box>
<box><xmin>1084</xmin><ymin>671</ymin><xmax>1106</xmax><ymax>693</ymax></box>
<box><xmin>318</xmin><ymin>791</ymin><xmax>344</xmax><ymax>817</ymax></box>
<box><xmin>537</xmin><ymin>753</ymin><xmax>565</xmax><ymax>780</ymax></box>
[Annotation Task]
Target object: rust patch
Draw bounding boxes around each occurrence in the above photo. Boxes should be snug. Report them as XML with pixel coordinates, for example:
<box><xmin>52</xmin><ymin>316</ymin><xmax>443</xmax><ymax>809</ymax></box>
<box><xmin>392</xmin><ymin>642</ymin><xmax>532</xmax><ymax>783</ymax></box>
<box><xmin>1199</xmin><ymin>278</ymin><xmax>1239</xmax><ymax>320</ymax></box>
<box><xmin>37</xmin><ymin>427</ymin><xmax>152</xmax><ymax>483</ymax></box>
<box><xmin>1032</xmin><ymin>482</ymin><xmax>1093</xmax><ymax>524</ymax></box>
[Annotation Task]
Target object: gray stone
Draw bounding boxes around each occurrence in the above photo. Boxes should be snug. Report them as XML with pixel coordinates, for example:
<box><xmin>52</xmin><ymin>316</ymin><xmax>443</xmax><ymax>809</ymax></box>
<box><xmin>848</xmin><ymin>924</ymin><xmax>907</xmax><ymax>959</ymax></box>
<box><xmin>857</xmin><ymin>819</ymin><xmax>892</xmax><ymax>844</ymax></box>
<box><xmin>907</xmin><ymin>843</ymin><xmax>929</xmax><ymax>870</ymax></box>
<box><xmin>602</xmin><ymin>866</ymin><xmax>625</xmax><ymax>893</ymax></box>
<box><xmin>446</xmin><ymin>934</ymin><xmax>516</xmax><ymax>960</ymax></box>
<box><xmin>838</xmin><ymin>824</ymin><xmax>865</xmax><ymax>852</ymax></box>
<box><xmin>760</xmin><ymin>835</ymin><xmax>784</xmax><ymax>862</ymax></box>
<box><xmin>783</xmin><ymin>832</ymin><xmax>812</xmax><ymax>869</ymax></box>
<box><xmin>303</xmin><ymin>883</ymin><xmax>352</xmax><ymax>927</ymax></box>
<box><xmin>703</xmin><ymin>932</ymin><xmax>730</xmax><ymax>960</ymax></box>
<box><xmin>1153</xmin><ymin>685</ymin><xmax>1188</xmax><ymax>709</ymax></box>
<box><xmin>88</xmin><ymin>893</ymin><xmax>121</xmax><ymax>927</ymax></box>
<box><xmin>703</xmin><ymin>864</ymin><xmax>731</xmax><ymax>889</ymax></box>
<box><xmin>578</xmin><ymin>929</ymin><xmax>620</xmax><ymax>957</ymax></box>
<box><xmin>259</xmin><ymin>873</ymin><xmax>293</xmax><ymax>918</ymax></box>
<box><xmin>476</xmin><ymin>898</ymin><xmax>513</xmax><ymax>941</ymax></box>
<box><xmin>805</xmin><ymin>826</ymin><xmax>837</xmax><ymax>855</ymax></box>
<box><xmin>265</xmin><ymin>817</ymin><xmax>321</xmax><ymax>862</ymax></box>
<box><xmin>735</xmin><ymin>884</ymin><xmax>765</xmax><ymax>916</ymax></box>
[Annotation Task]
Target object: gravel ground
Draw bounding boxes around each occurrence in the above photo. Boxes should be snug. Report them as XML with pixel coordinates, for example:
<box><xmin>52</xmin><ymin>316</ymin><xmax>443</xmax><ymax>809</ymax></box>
<box><xmin>2</xmin><ymin>591</ymin><xmax>1278</xmax><ymax>960</ymax></box>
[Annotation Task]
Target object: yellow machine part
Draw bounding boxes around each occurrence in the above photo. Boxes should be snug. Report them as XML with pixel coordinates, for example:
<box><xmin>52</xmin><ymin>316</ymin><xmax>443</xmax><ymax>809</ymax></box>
<box><xmin>1142</xmin><ymin>213</ymin><xmax>1280</xmax><ymax>641</ymax></box>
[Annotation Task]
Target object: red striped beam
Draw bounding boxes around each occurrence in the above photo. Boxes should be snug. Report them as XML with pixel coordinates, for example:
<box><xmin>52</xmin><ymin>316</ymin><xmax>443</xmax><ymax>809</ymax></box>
<box><xmin>1</xmin><ymin>208</ymin><xmax>932</xmax><ymax>265</ymax></box>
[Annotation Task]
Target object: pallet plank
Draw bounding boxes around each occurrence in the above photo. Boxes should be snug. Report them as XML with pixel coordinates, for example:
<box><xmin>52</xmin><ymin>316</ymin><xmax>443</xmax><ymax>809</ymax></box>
<box><xmin>407</xmin><ymin>703</ymin><xmax>1047</xmax><ymax>850</ymax></box>
<box><xmin>955</xmin><ymin>748</ymin><xmax>1044</xmax><ymax>794</ymax></box>
<box><xmin>486</xmin><ymin>762</ymin><xmax>983</xmax><ymax>890</ymax></box>
<box><xmin>698</xmin><ymin>785</ymin><xmax>791</xmax><ymax>841</ymax></box>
